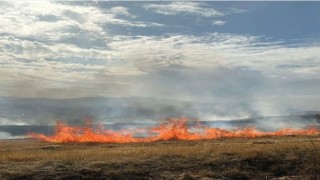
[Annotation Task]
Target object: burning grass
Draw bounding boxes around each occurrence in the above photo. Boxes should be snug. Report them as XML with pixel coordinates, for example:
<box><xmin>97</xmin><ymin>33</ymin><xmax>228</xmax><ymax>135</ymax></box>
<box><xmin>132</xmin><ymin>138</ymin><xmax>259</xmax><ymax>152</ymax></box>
<box><xmin>28</xmin><ymin>118</ymin><xmax>320</xmax><ymax>143</ymax></box>
<box><xmin>2</xmin><ymin>118</ymin><xmax>320</xmax><ymax>179</ymax></box>
<box><xmin>1</xmin><ymin>136</ymin><xmax>320</xmax><ymax>179</ymax></box>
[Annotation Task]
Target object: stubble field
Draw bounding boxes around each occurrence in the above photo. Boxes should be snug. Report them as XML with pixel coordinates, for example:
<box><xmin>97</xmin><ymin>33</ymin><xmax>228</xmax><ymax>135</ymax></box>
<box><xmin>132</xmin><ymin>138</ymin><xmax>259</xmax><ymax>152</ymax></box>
<box><xmin>1</xmin><ymin>136</ymin><xmax>320</xmax><ymax>180</ymax></box>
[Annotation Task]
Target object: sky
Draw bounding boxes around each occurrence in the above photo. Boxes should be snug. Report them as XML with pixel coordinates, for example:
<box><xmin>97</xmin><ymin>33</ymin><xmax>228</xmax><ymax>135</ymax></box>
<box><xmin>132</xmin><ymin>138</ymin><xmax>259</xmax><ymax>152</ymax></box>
<box><xmin>1</xmin><ymin>1</ymin><xmax>320</xmax><ymax>117</ymax></box>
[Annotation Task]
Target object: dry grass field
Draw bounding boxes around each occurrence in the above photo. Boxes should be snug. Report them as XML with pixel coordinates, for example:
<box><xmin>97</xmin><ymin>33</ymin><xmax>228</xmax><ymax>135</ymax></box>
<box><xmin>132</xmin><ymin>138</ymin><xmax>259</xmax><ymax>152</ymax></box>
<box><xmin>1</xmin><ymin>136</ymin><xmax>320</xmax><ymax>180</ymax></box>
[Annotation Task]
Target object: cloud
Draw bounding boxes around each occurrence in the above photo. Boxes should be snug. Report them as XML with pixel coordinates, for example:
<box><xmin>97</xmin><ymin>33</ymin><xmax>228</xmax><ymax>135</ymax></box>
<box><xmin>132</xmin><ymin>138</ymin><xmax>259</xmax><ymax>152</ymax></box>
<box><xmin>212</xmin><ymin>20</ymin><xmax>226</xmax><ymax>26</ymax></box>
<box><xmin>0</xmin><ymin>1</ymin><xmax>162</xmax><ymax>42</ymax></box>
<box><xmin>106</xmin><ymin>34</ymin><xmax>320</xmax><ymax>79</ymax></box>
<box><xmin>109</xmin><ymin>6</ymin><xmax>136</xmax><ymax>18</ymax></box>
<box><xmin>1</xmin><ymin>31</ymin><xmax>320</xmax><ymax>99</ymax></box>
<box><xmin>144</xmin><ymin>2</ymin><xmax>224</xmax><ymax>17</ymax></box>
<box><xmin>227</xmin><ymin>8</ymin><xmax>248</xmax><ymax>14</ymax></box>
<box><xmin>0</xmin><ymin>1</ymin><xmax>319</xmax><ymax>102</ymax></box>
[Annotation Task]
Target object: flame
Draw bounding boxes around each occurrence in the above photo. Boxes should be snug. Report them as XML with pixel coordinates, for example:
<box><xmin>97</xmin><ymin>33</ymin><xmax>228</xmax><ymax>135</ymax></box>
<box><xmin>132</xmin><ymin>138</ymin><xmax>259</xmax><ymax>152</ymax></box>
<box><xmin>28</xmin><ymin>118</ymin><xmax>319</xmax><ymax>143</ymax></box>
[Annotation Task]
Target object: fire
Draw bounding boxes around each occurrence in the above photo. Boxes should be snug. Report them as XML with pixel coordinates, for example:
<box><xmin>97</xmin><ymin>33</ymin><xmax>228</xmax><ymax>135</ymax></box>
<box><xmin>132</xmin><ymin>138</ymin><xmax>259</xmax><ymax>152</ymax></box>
<box><xmin>28</xmin><ymin>118</ymin><xmax>319</xmax><ymax>143</ymax></box>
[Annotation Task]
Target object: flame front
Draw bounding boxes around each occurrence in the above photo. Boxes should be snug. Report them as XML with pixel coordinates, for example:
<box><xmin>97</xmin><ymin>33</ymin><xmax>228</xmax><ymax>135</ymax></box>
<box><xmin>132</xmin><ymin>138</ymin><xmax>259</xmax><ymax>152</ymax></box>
<box><xmin>28</xmin><ymin>118</ymin><xmax>319</xmax><ymax>143</ymax></box>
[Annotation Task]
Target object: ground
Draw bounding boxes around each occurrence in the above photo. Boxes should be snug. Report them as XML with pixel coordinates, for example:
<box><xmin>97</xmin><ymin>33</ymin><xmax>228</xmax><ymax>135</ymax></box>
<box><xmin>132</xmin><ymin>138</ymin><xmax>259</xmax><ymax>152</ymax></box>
<box><xmin>0</xmin><ymin>136</ymin><xmax>320</xmax><ymax>180</ymax></box>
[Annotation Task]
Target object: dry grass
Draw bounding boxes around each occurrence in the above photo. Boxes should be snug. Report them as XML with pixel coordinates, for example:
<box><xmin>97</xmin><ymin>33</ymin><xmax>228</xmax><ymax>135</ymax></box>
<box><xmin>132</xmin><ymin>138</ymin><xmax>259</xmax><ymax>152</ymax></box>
<box><xmin>1</xmin><ymin>136</ymin><xmax>320</xmax><ymax>179</ymax></box>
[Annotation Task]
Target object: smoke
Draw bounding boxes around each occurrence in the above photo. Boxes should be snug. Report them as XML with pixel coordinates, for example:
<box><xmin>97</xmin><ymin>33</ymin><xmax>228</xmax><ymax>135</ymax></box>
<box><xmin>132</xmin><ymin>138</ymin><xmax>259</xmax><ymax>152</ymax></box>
<box><xmin>0</xmin><ymin>130</ymin><xmax>25</xmax><ymax>139</ymax></box>
<box><xmin>1</xmin><ymin>64</ymin><xmax>320</xmax><ymax>134</ymax></box>
<box><xmin>0</xmin><ymin>131</ymin><xmax>12</xmax><ymax>139</ymax></box>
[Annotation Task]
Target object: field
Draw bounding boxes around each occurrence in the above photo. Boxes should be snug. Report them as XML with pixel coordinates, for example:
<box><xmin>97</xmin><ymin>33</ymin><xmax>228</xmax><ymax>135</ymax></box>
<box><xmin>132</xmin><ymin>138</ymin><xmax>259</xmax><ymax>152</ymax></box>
<box><xmin>1</xmin><ymin>136</ymin><xmax>320</xmax><ymax>180</ymax></box>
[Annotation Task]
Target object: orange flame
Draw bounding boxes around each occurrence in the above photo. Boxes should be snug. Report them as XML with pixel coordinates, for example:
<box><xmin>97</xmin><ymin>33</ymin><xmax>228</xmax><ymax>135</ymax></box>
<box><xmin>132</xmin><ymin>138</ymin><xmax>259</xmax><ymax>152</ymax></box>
<box><xmin>28</xmin><ymin>118</ymin><xmax>319</xmax><ymax>143</ymax></box>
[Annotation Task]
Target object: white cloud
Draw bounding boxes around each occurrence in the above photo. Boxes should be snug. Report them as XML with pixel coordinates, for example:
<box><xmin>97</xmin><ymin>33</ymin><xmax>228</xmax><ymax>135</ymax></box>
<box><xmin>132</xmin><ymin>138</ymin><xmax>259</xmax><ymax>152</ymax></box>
<box><xmin>0</xmin><ymin>1</ymin><xmax>162</xmax><ymax>42</ymax></box>
<box><xmin>212</xmin><ymin>20</ymin><xmax>226</xmax><ymax>26</ymax></box>
<box><xmin>227</xmin><ymin>8</ymin><xmax>248</xmax><ymax>14</ymax></box>
<box><xmin>106</xmin><ymin>33</ymin><xmax>320</xmax><ymax>80</ymax></box>
<box><xmin>109</xmin><ymin>6</ymin><xmax>136</xmax><ymax>18</ymax></box>
<box><xmin>144</xmin><ymin>2</ymin><xmax>223</xmax><ymax>17</ymax></box>
<box><xmin>1</xmin><ymin>32</ymin><xmax>320</xmax><ymax>96</ymax></box>
<box><xmin>0</xmin><ymin>2</ymin><xmax>319</xmax><ymax>99</ymax></box>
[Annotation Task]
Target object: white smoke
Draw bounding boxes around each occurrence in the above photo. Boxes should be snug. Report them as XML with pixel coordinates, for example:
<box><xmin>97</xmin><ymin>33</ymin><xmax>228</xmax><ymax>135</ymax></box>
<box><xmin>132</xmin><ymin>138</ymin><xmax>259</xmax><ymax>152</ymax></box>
<box><xmin>0</xmin><ymin>131</ymin><xmax>12</xmax><ymax>139</ymax></box>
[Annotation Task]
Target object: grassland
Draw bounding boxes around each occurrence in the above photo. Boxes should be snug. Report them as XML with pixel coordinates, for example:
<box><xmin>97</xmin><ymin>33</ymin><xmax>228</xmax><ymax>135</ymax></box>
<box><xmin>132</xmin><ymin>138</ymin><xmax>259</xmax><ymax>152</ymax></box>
<box><xmin>1</xmin><ymin>136</ymin><xmax>320</xmax><ymax>180</ymax></box>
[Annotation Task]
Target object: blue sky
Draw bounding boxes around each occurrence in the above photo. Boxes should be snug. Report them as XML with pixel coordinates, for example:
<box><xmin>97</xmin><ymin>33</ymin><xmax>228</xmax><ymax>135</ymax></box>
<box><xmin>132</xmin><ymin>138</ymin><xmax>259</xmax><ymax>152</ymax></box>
<box><xmin>1</xmin><ymin>1</ymin><xmax>320</xmax><ymax>116</ymax></box>
<box><xmin>104</xmin><ymin>2</ymin><xmax>320</xmax><ymax>41</ymax></box>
